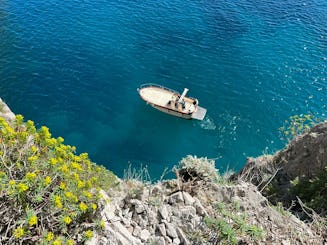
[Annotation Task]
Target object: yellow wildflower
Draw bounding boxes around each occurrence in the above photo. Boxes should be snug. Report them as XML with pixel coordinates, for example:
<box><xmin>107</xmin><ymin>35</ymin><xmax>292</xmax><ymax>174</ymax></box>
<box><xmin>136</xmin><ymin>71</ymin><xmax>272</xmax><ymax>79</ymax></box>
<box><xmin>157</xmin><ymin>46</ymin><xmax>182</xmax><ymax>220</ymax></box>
<box><xmin>84</xmin><ymin>230</ymin><xmax>93</xmax><ymax>239</ymax></box>
<box><xmin>50</xmin><ymin>158</ymin><xmax>58</xmax><ymax>165</ymax></box>
<box><xmin>15</xmin><ymin>114</ymin><xmax>24</xmax><ymax>124</ymax></box>
<box><xmin>57</xmin><ymin>137</ymin><xmax>64</xmax><ymax>143</ymax></box>
<box><xmin>77</xmin><ymin>180</ymin><xmax>85</xmax><ymax>189</ymax></box>
<box><xmin>100</xmin><ymin>220</ymin><xmax>105</xmax><ymax>229</ymax></box>
<box><xmin>67</xmin><ymin>239</ymin><xmax>74</xmax><ymax>245</ymax></box>
<box><xmin>39</xmin><ymin>126</ymin><xmax>51</xmax><ymax>139</ymax></box>
<box><xmin>31</xmin><ymin>145</ymin><xmax>37</xmax><ymax>153</ymax></box>
<box><xmin>91</xmin><ymin>203</ymin><xmax>97</xmax><ymax>210</ymax></box>
<box><xmin>59</xmin><ymin>182</ymin><xmax>66</xmax><ymax>190</ymax></box>
<box><xmin>73</xmin><ymin>155</ymin><xmax>81</xmax><ymax>162</ymax></box>
<box><xmin>60</xmin><ymin>164</ymin><xmax>69</xmax><ymax>173</ymax></box>
<box><xmin>18</xmin><ymin>131</ymin><xmax>28</xmax><ymax>141</ymax></box>
<box><xmin>72</xmin><ymin>162</ymin><xmax>82</xmax><ymax>171</ymax></box>
<box><xmin>26</xmin><ymin>120</ymin><xmax>36</xmax><ymax>133</ymax></box>
<box><xmin>72</xmin><ymin>173</ymin><xmax>79</xmax><ymax>180</ymax></box>
<box><xmin>46</xmin><ymin>138</ymin><xmax>57</xmax><ymax>146</ymax></box>
<box><xmin>28</xmin><ymin>155</ymin><xmax>38</xmax><ymax>162</ymax></box>
<box><xmin>79</xmin><ymin>202</ymin><xmax>88</xmax><ymax>212</ymax></box>
<box><xmin>46</xmin><ymin>232</ymin><xmax>54</xmax><ymax>241</ymax></box>
<box><xmin>13</xmin><ymin>227</ymin><xmax>24</xmax><ymax>238</ymax></box>
<box><xmin>44</xmin><ymin>176</ymin><xmax>51</xmax><ymax>185</ymax></box>
<box><xmin>65</xmin><ymin>192</ymin><xmax>78</xmax><ymax>203</ymax></box>
<box><xmin>28</xmin><ymin>215</ymin><xmax>38</xmax><ymax>226</ymax></box>
<box><xmin>80</xmin><ymin>153</ymin><xmax>88</xmax><ymax>160</ymax></box>
<box><xmin>54</xmin><ymin>195</ymin><xmax>62</xmax><ymax>209</ymax></box>
<box><xmin>63</xmin><ymin>216</ymin><xmax>72</xmax><ymax>225</ymax></box>
<box><xmin>53</xmin><ymin>238</ymin><xmax>62</xmax><ymax>245</ymax></box>
<box><xmin>17</xmin><ymin>183</ymin><xmax>29</xmax><ymax>193</ymax></box>
<box><xmin>65</xmin><ymin>191</ymin><xmax>73</xmax><ymax>198</ymax></box>
<box><xmin>83</xmin><ymin>191</ymin><xmax>92</xmax><ymax>199</ymax></box>
<box><xmin>4</xmin><ymin>125</ymin><xmax>15</xmax><ymax>135</ymax></box>
<box><xmin>25</xmin><ymin>172</ymin><xmax>37</xmax><ymax>181</ymax></box>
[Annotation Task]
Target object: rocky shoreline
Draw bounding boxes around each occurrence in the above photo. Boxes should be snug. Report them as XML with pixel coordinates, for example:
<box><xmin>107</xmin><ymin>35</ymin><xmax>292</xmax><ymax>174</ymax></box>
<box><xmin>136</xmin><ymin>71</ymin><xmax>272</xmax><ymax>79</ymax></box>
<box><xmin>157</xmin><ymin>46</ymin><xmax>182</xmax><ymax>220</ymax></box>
<box><xmin>0</xmin><ymin>99</ymin><xmax>325</xmax><ymax>244</ymax></box>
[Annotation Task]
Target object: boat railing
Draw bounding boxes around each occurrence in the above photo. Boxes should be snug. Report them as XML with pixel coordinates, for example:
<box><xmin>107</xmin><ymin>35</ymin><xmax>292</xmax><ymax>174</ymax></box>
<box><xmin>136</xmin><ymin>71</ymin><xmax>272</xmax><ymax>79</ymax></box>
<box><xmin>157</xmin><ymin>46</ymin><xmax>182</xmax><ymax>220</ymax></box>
<box><xmin>138</xmin><ymin>83</ymin><xmax>179</xmax><ymax>94</ymax></box>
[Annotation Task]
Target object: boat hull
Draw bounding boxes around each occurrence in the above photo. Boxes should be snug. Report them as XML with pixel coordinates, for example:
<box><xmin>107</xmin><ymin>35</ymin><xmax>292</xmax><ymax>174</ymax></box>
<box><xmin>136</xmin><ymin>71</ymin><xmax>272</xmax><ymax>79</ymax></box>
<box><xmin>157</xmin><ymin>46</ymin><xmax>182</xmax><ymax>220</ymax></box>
<box><xmin>150</xmin><ymin>103</ymin><xmax>193</xmax><ymax>119</ymax></box>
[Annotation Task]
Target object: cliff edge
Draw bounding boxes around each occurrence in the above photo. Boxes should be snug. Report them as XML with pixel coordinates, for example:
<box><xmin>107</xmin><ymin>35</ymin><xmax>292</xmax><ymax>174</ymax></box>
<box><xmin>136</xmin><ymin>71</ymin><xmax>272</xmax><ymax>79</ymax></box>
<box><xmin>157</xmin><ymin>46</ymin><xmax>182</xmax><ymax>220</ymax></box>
<box><xmin>0</xmin><ymin>99</ymin><xmax>325</xmax><ymax>244</ymax></box>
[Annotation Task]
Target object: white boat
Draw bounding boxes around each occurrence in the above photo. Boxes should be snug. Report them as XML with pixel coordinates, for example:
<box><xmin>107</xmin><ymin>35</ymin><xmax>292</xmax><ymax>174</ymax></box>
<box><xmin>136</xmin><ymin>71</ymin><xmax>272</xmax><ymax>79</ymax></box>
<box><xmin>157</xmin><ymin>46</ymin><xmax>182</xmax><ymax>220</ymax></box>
<box><xmin>137</xmin><ymin>83</ymin><xmax>207</xmax><ymax>120</ymax></box>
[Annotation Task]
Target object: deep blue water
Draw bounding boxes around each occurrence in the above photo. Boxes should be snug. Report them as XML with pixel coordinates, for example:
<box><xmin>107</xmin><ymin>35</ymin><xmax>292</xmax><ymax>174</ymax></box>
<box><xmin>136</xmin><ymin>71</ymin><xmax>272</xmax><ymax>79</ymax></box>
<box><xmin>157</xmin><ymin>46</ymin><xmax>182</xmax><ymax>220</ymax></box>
<box><xmin>1</xmin><ymin>0</ymin><xmax>326</xmax><ymax>178</ymax></box>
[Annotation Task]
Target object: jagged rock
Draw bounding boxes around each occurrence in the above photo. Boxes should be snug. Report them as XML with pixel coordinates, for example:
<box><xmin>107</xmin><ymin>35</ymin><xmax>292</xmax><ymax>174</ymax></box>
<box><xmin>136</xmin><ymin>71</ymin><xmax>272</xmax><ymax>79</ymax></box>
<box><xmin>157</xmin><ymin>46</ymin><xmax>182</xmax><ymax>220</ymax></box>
<box><xmin>121</xmin><ymin>217</ymin><xmax>131</xmax><ymax>227</ymax></box>
<box><xmin>173</xmin><ymin>237</ymin><xmax>181</xmax><ymax>244</ymax></box>
<box><xmin>164</xmin><ymin>235</ymin><xmax>172</xmax><ymax>244</ymax></box>
<box><xmin>139</xmin><ymin>229</ymin><xmax>151</xmax><ymax>241</ymax></box>
<box><xmin>179</xmin><ymin>206</ymin><xmax>196</xmax><ymax>219</ymax></box>
<box><xmin>147</xmin><ymin>208</ymin><xmax>157</xmax><ymax>225</ymax></box>
<box><xmin>138</xmin><ymin>216</ymin><xmax>148</xmax><ymax>229</ymax></box>
<box><xmin>130</xmin><ymin>199</ymin><xmax>145</xmax><ymax>214</ymax></box>
<box><xmin>122</xmin><ymin>207</ymin><xmax>130</xmax><ymax>216</ymax></box>
<box><xmin>0</xmin><ymin>98</ymin><xmax>15</xmax><ymax>121</ymax></box>
<box><xmin>169</xmin><ymin>192</ymin><xmax>184</xmax><ymax>205</ymax></box>
<box><xmin>159</xmin><ymin>205</ymin><xmax>169</xmax><ymax>220</ymax></box>
<box><xmin>182</xmin><ymin>192</ymin><xmax>195</xmax><ymax>205</ymax></box>
<box><xmin>132</xmin><ymin>225</ymin><xmax>141</xmax><ymax>237</ymax></box>
<box><xmin>165</xmin><ymin>223</ymin><xmax>178</xmax><ymax>239</ymax></box>
<box><xmin>194</xmin><ymin>200</ymin><xmax>207</xmax><ymax>216</ymax></box>
<box><xmin>185</xmin><ymin>222</ymin><xmax>194</xmax><ymax>231</ymax></box>
<box><xmin>152</xmin><ymin>236</ymin><xmax>166</xmax><ymax>245</ymax></box>
<box><xmin>156</xmin><ymin>223</ymin><xmax>166</xmax><ymax>236</ymax></box>
<box><xmin>176</xmin><ymin>227</ymin><xmax>190</xmax><ymax>245</ymax></box>
<box><xmin>282</xmin><ymin>240</ymin><xmax>291</xmax><ymax>245</ymax></box>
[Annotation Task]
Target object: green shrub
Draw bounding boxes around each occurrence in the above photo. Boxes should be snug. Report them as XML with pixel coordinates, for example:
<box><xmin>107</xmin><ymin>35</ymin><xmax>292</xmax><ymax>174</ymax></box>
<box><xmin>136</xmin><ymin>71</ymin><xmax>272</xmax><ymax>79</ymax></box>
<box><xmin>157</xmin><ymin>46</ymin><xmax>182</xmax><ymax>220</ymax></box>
<box><xmin>0</xmin><ymin>115</ymin><xmax>117</xmax><ymax>244</ymax></box>
<box><xmin>279</xmin><ymin>114</ymin><xmax>320</xmax><ymax>142</ymax></box>
<box><xmin>177</xmin><ymin>155</ymin><xmax>220</xmax><ymax>182</ymax></box>
<box><xmin>290</xmin><ymin>167</ymin><xmax>327</xmax><ymax>215</ymax></box>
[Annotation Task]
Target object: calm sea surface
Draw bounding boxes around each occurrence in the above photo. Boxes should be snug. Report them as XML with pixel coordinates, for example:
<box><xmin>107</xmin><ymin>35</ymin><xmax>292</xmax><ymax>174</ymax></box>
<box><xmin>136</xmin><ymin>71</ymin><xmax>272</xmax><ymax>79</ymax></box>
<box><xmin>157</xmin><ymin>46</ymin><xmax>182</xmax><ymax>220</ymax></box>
<box><xmin>1</xmin><ymin>0</ymin><xmax>326</xmax><ymax>178</ymax></box>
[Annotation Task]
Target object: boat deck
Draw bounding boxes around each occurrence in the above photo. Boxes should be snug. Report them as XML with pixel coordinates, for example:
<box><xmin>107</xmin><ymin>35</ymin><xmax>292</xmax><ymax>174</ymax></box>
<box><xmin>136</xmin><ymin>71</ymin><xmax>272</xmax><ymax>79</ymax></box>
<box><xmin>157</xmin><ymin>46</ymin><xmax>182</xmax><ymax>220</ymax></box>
<box><xmin>139</xmin><ymin>86</ymin><xmax>196</xmax><ymax>113</ymax></box>
<box><xmin>139</xmin><ymin>86</ymin><xmax>173</xmax><ymax>107</ymax></box>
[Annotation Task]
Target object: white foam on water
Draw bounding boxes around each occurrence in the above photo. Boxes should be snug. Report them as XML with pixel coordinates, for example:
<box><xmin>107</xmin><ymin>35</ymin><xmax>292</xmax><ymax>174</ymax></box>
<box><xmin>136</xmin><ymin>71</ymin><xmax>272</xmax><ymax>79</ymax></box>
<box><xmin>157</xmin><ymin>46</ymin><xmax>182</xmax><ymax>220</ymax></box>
<box><xmin>199</xmin><ymin>116</ymin><xmax>216</xmax><ymax>130</ymax></box>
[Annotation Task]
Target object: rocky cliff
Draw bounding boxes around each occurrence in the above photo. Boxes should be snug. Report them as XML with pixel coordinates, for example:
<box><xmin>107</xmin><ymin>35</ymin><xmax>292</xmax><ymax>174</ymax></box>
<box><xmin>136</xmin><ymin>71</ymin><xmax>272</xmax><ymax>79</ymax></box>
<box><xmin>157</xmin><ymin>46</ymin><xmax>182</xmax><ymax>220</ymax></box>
<box><xmin>0</xmin><ymin>99</ymin><xmax>325</xmax><ymax>244</ymax></box>
<box><xmin>90</xmin><ymin>172</ymin><xmax>323</xmax><ymax>244</ymax></box>
<box><xmin>237</xmin><ymin>121</ymin><xmax>327</xmax><ymax>217</ymax></box>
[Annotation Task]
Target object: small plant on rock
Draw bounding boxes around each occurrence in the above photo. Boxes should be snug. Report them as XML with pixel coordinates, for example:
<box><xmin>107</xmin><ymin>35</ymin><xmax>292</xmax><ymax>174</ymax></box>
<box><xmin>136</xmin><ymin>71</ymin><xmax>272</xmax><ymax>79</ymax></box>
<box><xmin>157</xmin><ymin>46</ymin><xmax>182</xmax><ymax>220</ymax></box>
<box><xmin>176</xmin><ymin>155</ymin><xmax>220</xmax><ymax>182</ymax></box>
<box><xmin>200</xmin><ymin>201</ymin><xmax>264</xmax><ymax>244</ymax></box>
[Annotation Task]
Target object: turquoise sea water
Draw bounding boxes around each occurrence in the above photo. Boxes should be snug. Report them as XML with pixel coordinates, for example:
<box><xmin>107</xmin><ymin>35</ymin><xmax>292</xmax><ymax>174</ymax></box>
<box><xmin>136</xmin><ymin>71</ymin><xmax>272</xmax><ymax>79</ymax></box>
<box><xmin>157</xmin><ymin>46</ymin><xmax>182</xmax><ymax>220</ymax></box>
<box><xmin>0</xmin><ymin>0</ymin><xmax>326</xmax><ymax>178</ymax></box>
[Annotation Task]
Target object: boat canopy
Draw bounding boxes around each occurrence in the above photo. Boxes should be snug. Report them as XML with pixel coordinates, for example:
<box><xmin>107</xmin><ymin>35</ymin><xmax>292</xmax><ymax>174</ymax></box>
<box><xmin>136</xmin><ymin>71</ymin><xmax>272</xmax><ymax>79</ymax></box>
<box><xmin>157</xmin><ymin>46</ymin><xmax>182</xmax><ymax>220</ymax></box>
<box><xmin>178</xmin><ymin>88</ymin><xmax>189</xmax><ymax>103</ymax></box>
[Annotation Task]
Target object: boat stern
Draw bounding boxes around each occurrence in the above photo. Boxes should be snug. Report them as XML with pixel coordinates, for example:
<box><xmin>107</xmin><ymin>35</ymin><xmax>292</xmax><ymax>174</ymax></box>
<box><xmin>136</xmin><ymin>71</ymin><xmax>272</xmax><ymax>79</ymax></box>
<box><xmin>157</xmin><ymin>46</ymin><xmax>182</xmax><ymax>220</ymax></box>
<box><xmin>191</xmin><ymin>106</ymin><xmax>207</xmax><ymax>120</ymax></box>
